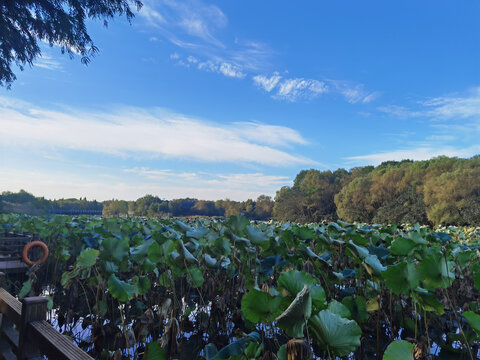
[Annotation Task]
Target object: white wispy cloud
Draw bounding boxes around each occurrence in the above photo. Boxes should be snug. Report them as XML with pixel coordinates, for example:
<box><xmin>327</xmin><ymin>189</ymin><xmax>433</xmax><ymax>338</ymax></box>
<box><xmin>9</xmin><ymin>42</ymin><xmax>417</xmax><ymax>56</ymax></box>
<box><xmin>125</xmin><ymin>167</ymin><xmax>290</xmax><ymax>192</ymax></box>
<box><xmin>252</xmin><ymin>73</ymin><xmax>377</xmax><ymax>103</ymax></box>
<box><xmin>348</xmin><ymin>87</ymin><xmax>480</xmax><ymax>166</ymax></box>
<box><xmin>275</xmin><ymin>78</ymin><xmax>328</xmax><ymax>102</ymax></box>
<box><xmin>421</xmin><ymin>87</ymin><xmax>480</xmax><ymax>119</ymax></box>
<box><xmin>197</xmin><ymin>60</ymin><xmax>245</xmax><ymax>78</ymax></box>
<box><xmin>34</xmin><ymin>55</ymin><xmax>63</xmax><ymax>71</ymax></box>
<box><xmin>139</xmin><ymin>0</ymin><xmax>226</xmax><ymax>48</ymax></box>
<box><xmin>140</xmin><ymin>1</ymin><xmax>378</xmax><ymax>101</ymax></box>
<box><xmin>253</xmin><ymin>73</ymin><xmax>282</xmax><ymax>92</ymax></box>
<box><xmin>0</xmin><ymin>97</ymin><xmax>313</xmax><ymax>166</ymax></box>
<box><xmin>378</xmin><ymin>87</ymin><xmax>480</xmax><ymax>120</ymax></box>
<box><xmin>328</xmin><ymin>80</ymin><xmax>380</xmax><ymax>104</ymax></box>
<box><xmin>346</xmin><ymin>146</ymin><xmax>480</xmax><ymax>166</ymax></box>
<box><xmin>140</xmin><ymin>0</ymin><xmax>274</xmax><ymax>75</ymax></box>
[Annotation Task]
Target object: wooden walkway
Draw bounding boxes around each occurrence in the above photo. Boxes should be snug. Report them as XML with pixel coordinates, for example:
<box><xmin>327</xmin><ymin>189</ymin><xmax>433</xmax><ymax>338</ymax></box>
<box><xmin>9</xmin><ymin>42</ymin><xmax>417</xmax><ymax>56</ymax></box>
<box><xmin>0</xmin><ymin>233</ymin><xmax>31</xmax><ymax>274</ymax></box>
<box><xmin>0</xmin><ymin>273</ymin><xmax>94</xmax><ymax>360</ymax></box>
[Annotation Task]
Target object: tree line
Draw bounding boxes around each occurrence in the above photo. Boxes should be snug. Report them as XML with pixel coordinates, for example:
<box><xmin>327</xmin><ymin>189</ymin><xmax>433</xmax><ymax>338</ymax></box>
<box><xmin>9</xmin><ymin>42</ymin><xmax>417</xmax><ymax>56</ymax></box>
<box><xmin>274</xmin><ymin>155</ymin><xmax>480</xmax><ymax>226</ymax></box>
<box><xmin>102</xmin><ymin>194</ymin><xmax>274</xmax><ymax>220</ymax></box>
<box><xmin>0</xmin><ymin>190</ymin><xmax>274</xmax><ymax>221</ymax></box>
<box><xmin>2</xmin><ymin>155</ymin><xmax>480</xmax><ymax>225</ymax></box>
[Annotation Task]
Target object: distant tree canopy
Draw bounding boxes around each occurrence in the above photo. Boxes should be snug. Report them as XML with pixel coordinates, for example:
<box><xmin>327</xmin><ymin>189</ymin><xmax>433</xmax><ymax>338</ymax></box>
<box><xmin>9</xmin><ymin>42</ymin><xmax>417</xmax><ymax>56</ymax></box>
<box><xmin>0</xmin><ymin>0</ymin><xmax>142</xmax><ymax>88</ymax></box>
<box><xmin>273</xmin><ymin>168</ymin><xmax>352</xmax><ymax>223</ymax></box>
<box><xmin>274</xmin><ymin>156</ymin><xmax>480</xmax><ymax>226</ymax></box>
<box><xmin>101</xmin><ymin>195</ymin><xmax>274</xmax><ymax>220</ymax></box>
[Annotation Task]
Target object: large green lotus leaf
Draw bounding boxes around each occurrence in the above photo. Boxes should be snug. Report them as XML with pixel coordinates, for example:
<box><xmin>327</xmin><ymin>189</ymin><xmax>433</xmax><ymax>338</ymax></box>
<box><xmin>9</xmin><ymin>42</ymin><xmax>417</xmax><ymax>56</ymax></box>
<box><xmin>383</xmin><ymin>340</ymin><xmax>414</xmax><ymax>360</ymax></box>
<box><xmin>241</xmin><ymin>288</ymin><xmax>282</xmax><ymax>323</ymax></box>
<box><xmin>214</xmin><ymin>237</ymin><xmax>232</xmax><ymax>256</ymax></box>
<box><xmin>18</xmin><ymin>279</ymin><xmax>32</xmax><ymax>299</ymax></box>
<box><xmin>148</xmin><ymin>241</ymin><xmax>162</xmax><ymax>263</ymax></box>
<box><xmin>108</xmin><ymin>274</ymin><xmax>138</xmax><ymax>302</ymax></box>
<box><xmin>327</xmin><ymin>300</ymin><xmax>351</xmax><ymax>318</ymax></box>
<box><xmin>276</xmin><ymin>285</ymin><xmax>312</xmax><ymax>338</ymax></box>
<box><xmin>418</xmin><ymin>253</ymin><xmax>454</xmax><ymax>289</ymax></box>
<box><xmin>408</xmin><ymin>231</ymin><xmax>428</xmax><ymax>245</ymax></box>
<box><xmin>244</xmin><ymin>341</ymin><xmax>263</xmax><ymax>359</ymax></box>
<box><xmin>203</xmin><ymin>253</ymin><xmax>217</xmax><ymax>268</ymax></box>
<box><xmin>293</xmin><ymin>226</ymin><xmax>316</xmax><ymax>240</ymax></box>
<box><xmin>348</xmin><ymin>240</ymin><xmax>370</xmax><ymax>259</ymax></box>
<box><xmin>245</xmin><ymin>225</ymin><xmax>270</xmax><ymax>248</ymax></box>
<box><xmin>260</xmin><ymin>255</ymin><xmax>285</xmax><ymax>276</ymax></box>
<box><xmin>412</xmin><ymin>290</ymin><xmax>444</xmax><ymax>315</ymax></box>
<box><xmin>277</xmin><ymin>344</ymin><xmax>287</xmax><ymax>360</ymax></box>
<box><xmin>342</xmin><ymin>296</ymin><xmax>368</xmax><ymax>323</ymax></box>
<box><xmin>76</xmin><ymin>248</ymin><xmax>99</xmax><ymax>268</ymax></box>
<box><xmin>230</xmin><ymin>233</ymin><xmax>251</xmax><ymax>248</ymax></box>
<box><xmin>212</xmin><ymin>332</ymin><xmax>260</xmax><ymax>359</ymax></box>
<box><xmin>463</xmin><ymin>311</ymin><xmax>480</xmax><ymax>337</ymax></box>
<box><xmin>301</xmin><ymin>246</ymin><xmax>331</xmax><ymax>268</ymax></box>
<box><xmin>390</xmin><ymin>237</ymin><xmax>418</xmax><ymax>256</ymax></box>
<box><xmin>383</xmin><ymin>262</ymin><xmax>419</xmax><ymax>295</ymax></box>
<box><xmin>175</xmin><ymin>220</ymin><xmax>193</xmax><ymax>233</ymax></box>
<box><xmin>101</xmin><ymin>236</ymin><xmax>129</xmax><ymax>263</ymax></box>
<box><xmin>308</xmin><ymin>309</ymin><xmax>361</xmax><ymax>357</ymax></box>
<box><xmin>364</xmin><ymin>254</ymin><xmax>387</xmax><ymax>274</ymax></box>
<box><xmin>61</xmin><ymin>269</ymin><xmax>80</xmax><ymax>287</ymax></box>
<box><xmin>227</xmin><ymin>215</ymin><xmax>250</xmax><ymax>234</ymax></box>
<box><xmin>131</xmin><ymin>239</ymin><xmax>154</xmax><ymax>260</ymax></box>
<box><xmin>368</xmin><ymin>246</ymin><xmax>390</xmax><ymax>260</ymax></box>
<box><xmin>180</xmin><ymin>241</ymin><xmax>198</xmax><ymax>264</ymax></box>
<box><xmin>204</xmin><ymin>343</ymin><xmax>218</xmax><ymax>360</ymax></box>
<box><xmin>277</xmin><ymin>270</ymin><xmax>316</xmax><ymax>297</ymax></box>
<box><xmin>329</xmin><ymin>222</ymin><xmax>346</xmax><ymax>232</ymax></box>
<box><xmin>473</xmin><ymin>263</ymin><xmax>480</xmax><ymax>291</ymax></box>
<box><xmin>144</xmin><ymin>341</ymin><xmax>167</xmax><ymax>360</ymax></box>
<box><xmin>186</xmin><ymin>267</ymin><xmax>204</xmax><ymax>288</ymax></box>
<box><xmin>136</xmin><ymin>276</ymin><xmax>151</xmax><ymax>295</ymax></box>
<box><xmin>310</xmin><ymin>284</ymin><xmax>327</xmax><ymax>309</ymax></box>
<box><xmin>186</xmin><ymin>226</ymin><xmax>209</xmax><ymax>239</ymax></box>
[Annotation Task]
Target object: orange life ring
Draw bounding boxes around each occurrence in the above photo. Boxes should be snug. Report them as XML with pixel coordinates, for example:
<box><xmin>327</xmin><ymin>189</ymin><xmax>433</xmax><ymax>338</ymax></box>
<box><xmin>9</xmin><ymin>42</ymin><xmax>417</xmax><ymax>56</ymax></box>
<box><xmin>22</xmin><ymin>241</ymin><xmax>49</xmax><ymax>266</ymax></box>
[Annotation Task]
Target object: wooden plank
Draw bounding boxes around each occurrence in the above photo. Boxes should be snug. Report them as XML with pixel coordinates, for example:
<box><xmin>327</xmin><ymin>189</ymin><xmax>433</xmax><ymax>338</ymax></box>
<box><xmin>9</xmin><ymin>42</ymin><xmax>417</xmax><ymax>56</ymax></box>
<box><xmin>0</xmin><ymin>289</ymin><xmax>21</xmax><ymax>326</ymax></box>
<box><xmin>0</xmin><ymin>261</ymin><xmax>27</xmax><ymax>271</ymax></box>
<box><xmin>0</xmin><ymin>343</ymin><xmax>16</xmax><ymax>360</ymax></box>
<box><xmin>1</xmin><ymin>327</ymin><xmax>18</xmax><ymax>350</ymax></box>
<box><xmin>28</xmin><ymin>320</ymin><xmax>94</xmax><ymax>360</ymax></box>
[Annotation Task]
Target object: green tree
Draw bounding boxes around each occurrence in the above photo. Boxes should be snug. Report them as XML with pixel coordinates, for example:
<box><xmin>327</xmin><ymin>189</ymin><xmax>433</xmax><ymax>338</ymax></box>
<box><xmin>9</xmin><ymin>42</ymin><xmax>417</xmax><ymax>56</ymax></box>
<box><xmin>102</xmin><ymin>200</ymin><xmax>128</xmax><ymax>216</ymax></box>
<box><xmin>253</xmin><ymin>195</ymin><xmax>274</xmax><ymax>220</ymax></box>
<box><xmin>424</xmin><ymin>167</ymin><xmax>480</xmax><ymax>225</ymax></box>
<box><xmin>273</xmin><ymin>186</ymin><xmax>309</xmax><ymax>223</ymax></box>
<box><xmin>0</xmin><ymin>0</ymin><xmax>142</xmax><ymax>88</ymax></box>
<box><xmin>335</xmin><ymin>176</ymin><xmax>374</xmax><ymax>223</ymax></box>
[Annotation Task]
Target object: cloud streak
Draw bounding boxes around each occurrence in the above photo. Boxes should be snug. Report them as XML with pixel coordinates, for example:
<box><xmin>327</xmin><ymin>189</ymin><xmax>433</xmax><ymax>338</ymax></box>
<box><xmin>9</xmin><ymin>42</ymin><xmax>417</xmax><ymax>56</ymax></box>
<box><xmin>34</xmin><ymin>55</ymin><xmax>63</xmax><ymax>71</ymax></box>
<box><xmin>0</xmin><ymin>97</ymin><xmax>314</xmax><ymax>166</ymax></box>
<box><xmin>346</xmin><ymin>146</ymin><xmax>480</xmax><ymax>166</ymax></box>
<box><xmin>378</xmin><ymin>87</ymin><xmax>480</xmax><ymax>120</ymax></box>
<box><xmin>253</xmin><ymin>73</ymin><xmax>378</xmax><ymax>103</ymax></box>
<box><xmin>348</xmin><ymin>87</ymin><xmax>480</xmax><ymax>166</ymax></box>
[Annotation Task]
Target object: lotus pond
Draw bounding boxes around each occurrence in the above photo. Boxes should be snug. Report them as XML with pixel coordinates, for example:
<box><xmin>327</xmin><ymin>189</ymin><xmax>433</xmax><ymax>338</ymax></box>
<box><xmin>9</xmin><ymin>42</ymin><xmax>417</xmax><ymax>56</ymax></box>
<box><xmin>1</xmin><ymin>213</ymin><xmax>480</xmax><ymax>359</ymax></box>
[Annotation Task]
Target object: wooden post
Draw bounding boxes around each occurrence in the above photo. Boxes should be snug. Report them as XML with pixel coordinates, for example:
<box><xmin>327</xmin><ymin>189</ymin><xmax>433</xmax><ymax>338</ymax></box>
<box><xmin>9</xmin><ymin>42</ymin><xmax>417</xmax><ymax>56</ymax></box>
<box><xmin>18</xmin><ymin>297</ymin><xmax>47</xmax><ymax>360</ymax></box>
<box><xmin>0</xmin><ymin>272</ymin><xmax>4</xmax><ymax>329</ymax></box>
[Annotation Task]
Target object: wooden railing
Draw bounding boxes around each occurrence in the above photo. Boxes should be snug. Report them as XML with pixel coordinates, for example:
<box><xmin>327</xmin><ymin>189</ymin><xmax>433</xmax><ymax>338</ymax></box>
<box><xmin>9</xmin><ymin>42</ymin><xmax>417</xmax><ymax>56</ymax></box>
<box><xmin>0</xmin><ymin>273</ymin><xmax>93</xmax><ymax>360</ymax></box>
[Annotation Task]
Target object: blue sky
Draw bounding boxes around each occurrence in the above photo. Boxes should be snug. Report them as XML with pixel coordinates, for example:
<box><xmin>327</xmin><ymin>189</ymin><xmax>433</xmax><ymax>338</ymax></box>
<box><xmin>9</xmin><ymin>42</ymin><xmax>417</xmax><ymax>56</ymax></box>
<box><xmin>1</xmin><ymin>0</ymin><xmax>479</xmax><ymax>201</ymax></box>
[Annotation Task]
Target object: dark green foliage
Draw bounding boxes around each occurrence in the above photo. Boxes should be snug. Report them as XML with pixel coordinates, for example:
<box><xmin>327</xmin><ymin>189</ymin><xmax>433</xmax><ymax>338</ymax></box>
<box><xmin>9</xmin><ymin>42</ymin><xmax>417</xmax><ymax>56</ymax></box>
<box><xmin>0</xmin><ymin>0</ymin><xmax>143</xmax><ymax>88</ymax></box>
<box><xmin>0</xmin><ymin>214</ymin><xmax>479</xmax><ymax>359</ymax></box>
